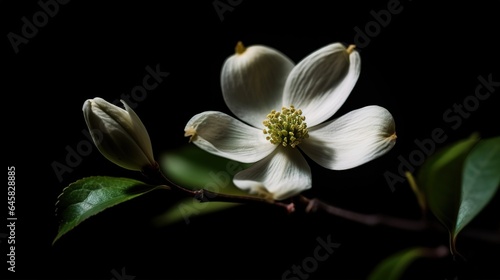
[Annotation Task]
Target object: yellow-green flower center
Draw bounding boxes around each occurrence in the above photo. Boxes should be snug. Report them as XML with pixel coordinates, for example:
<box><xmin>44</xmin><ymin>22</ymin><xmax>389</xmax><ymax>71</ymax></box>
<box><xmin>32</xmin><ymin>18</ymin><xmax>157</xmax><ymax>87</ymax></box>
<box><xmin>263</xmin><ymin>105</ymin><xmax>309</xmax><ymax>148</ymax></box>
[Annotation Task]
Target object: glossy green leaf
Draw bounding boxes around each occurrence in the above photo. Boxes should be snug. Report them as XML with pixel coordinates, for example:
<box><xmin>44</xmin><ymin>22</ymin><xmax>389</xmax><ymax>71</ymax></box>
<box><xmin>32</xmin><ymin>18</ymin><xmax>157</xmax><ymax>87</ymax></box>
<box><xmin>417</xmin><ymin>134</ymin><xmax>480</xmax><ymax>237</ymax></box>
<box><xmin>367</xmin><ymin>247</ymin><xmax>424</xmax><ymax>280</ymax></box>
<box><xmin>54</xmin><ymin>176</ymin><xmax>163</xmax><ymax>244</ymax></box>
<box><xmin>455</xmin><ymin>136</ymin><xmax>500</xmax><ymax>239</ymax></box>
<box><xmin>157</xmin><ymin>145</ymin><xmax>251</xmax><ymax>225</ymax></box>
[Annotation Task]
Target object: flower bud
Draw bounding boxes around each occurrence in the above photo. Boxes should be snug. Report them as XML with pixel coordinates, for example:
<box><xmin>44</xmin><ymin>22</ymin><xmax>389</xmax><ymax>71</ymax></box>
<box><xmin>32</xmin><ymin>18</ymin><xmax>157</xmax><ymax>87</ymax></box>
<box><xmin>82</xmin><ymin>97</ymin><xmax>155</xmax><ymax>171</ymax></box>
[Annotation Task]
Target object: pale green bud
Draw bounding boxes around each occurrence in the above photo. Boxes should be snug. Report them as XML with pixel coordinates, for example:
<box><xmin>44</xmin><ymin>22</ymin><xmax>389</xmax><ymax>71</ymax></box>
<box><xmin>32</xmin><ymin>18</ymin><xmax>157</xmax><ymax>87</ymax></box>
<box><xmin>82</xmin><ymin>97</ymin><xmax>155</xmax><ymax>171</ymax></box>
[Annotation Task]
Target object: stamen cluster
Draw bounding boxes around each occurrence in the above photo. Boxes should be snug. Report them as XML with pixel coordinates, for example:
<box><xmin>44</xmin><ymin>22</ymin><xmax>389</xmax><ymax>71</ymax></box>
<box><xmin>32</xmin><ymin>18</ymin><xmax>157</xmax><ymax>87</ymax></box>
<box><xmin>263</xmin><ymin>105</ymin><xmax>309</xmax><ymax>148</ymax></box>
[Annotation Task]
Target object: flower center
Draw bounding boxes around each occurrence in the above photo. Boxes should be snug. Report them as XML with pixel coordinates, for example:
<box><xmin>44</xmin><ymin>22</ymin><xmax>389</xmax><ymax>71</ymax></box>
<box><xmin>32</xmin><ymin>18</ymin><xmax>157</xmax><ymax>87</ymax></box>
<box><xmin>263</xmin><ymin>105</ymin><xmax>309</xmax><ymax>148</ymax></box>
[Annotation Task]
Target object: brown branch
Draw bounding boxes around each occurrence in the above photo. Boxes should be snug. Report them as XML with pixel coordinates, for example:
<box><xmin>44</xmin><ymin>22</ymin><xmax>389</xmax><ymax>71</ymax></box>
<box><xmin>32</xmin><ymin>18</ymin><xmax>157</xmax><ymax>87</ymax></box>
<box><xmin>296</xmin><ymin>195</ymin><xmax>500</xmax><ymax>245</ymax></box>
<box><xmin>143</xmin><ymin>162</ymin><xmax>499</xmax><ymax>244</ymax></box>
<box><xmin>192</xmin><ymin>188</ymin><xmax>295</xmax><ymax>212</ymax></box>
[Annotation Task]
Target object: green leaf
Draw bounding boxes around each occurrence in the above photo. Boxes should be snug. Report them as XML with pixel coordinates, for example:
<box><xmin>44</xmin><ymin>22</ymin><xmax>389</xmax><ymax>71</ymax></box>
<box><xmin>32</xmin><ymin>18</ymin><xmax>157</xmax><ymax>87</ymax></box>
<box><xmin>416</xmin><ymin>134</ymin><xmax>500</xmax><ymax>255</ymax></box>
<box><xmin>367</xmin><ymin>247</ymin><xmax>424</xmax><ymax>280</ymax></box>
<box><xmin>455</xmin><ymin>136</ymin><xmax>500</xmax><ymax>239</ymax></box>
<box><xmin>54</xmin><ymin>176</ymin><xmax>162</xmax><ymax>244</ymax></box>
<box><xmin>417</xmin><ymin>134</ymin><xmax>480</xmax><ymax>237</ymax></box>
<box><xmin>152</xmin><ymin>198</ymin><xmax>239</xmax><ymax>226</ymax></box>
<box><xmin>405</xmin><ymin>171</ymin><xmax>427</xmax><ymax>215</ymax></box>
<box><xmin>156</xmin><ymin>145</ymin><xmax>251</xmax><ymax>225</ymax></box>
<box><xmin>161</xmin><ymin>145</ymin><xmax>250</xmax><ymax>194</ymax></box>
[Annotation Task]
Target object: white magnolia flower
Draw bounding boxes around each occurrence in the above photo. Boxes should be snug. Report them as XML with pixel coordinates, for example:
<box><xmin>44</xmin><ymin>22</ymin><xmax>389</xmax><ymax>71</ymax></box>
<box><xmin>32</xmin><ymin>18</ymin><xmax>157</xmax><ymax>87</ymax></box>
<box><xmin>185</xmin><ymin>42</ymin><xmax>396</xmax><ymax>200</ymax></box>
<box><xmin>83</xmin><ymin>97</ymin><xmax>156</xmax><ymax>171</ymax></box>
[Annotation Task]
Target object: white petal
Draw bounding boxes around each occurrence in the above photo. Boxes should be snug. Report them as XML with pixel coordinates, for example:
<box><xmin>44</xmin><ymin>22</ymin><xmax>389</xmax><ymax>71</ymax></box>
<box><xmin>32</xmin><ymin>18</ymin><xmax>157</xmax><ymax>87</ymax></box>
<box><xmin>283</xmin><ymin>43</ymin><xmax>361</xmax><ymax>126</ymax></box>
<box><xmin>233</xmin><ymin>148</ymin><xmax>312</xmax><ymax>200</ymax></box>
<box><xmin>301</xmin><ymin>106</ymin><xmax>396</xmax><ymax>170</ymax></box>
<box><xmin>221</xmin><ymin>43</ymin><xmax>295</xmax><ymax>128</ymax></box>
<box><xmin>184</xmin><ymin>111</ymin><xmax>276</xmax><ymax>163</ymax></box>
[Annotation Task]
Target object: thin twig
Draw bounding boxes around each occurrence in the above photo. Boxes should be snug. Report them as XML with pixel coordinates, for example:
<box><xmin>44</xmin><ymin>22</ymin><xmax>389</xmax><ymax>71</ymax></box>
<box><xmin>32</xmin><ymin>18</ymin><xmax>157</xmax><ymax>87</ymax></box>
<box><xmin>297</xmin><ymin>195</ymin><xmax>437</xmax><ymax>231</ymax></box>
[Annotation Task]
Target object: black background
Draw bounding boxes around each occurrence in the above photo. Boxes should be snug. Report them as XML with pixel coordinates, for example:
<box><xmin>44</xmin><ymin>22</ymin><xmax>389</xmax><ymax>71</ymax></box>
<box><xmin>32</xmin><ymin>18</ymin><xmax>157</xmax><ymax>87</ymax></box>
<box><xmin>2</xmin><ymin>1</ymin><xmax>499</xmax><ymax>279</ymax></box>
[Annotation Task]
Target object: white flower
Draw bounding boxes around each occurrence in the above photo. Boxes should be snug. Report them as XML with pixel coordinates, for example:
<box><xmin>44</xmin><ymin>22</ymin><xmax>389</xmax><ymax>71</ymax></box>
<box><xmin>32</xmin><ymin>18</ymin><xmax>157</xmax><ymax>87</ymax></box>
<box><xmin>185</xmin><ymin>42</ymin><xmax>396</xmax><ymax>200</ymax></box>
<box><xmin>83</xmin><ymin>97</ymin><xmax>156</xmax><ymax>171</ymax></box>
